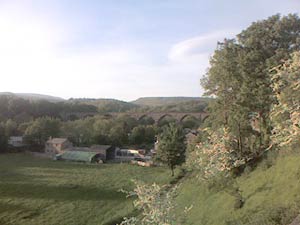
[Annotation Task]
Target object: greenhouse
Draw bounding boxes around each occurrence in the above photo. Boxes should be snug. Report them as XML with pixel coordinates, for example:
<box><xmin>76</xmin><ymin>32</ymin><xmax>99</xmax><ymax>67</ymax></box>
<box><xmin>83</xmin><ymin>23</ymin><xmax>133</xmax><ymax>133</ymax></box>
<box><xmin>55</xmin><ymin>151</ymin><xmax>102</xmax><ymax>163</ymax></box>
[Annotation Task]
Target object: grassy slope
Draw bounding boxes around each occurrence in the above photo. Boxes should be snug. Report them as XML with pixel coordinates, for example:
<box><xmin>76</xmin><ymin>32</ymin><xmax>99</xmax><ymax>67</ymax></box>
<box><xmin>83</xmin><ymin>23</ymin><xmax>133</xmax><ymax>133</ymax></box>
<box><xmin>175</xmin><ymin>154</ymin><xmax>300</xmax><ymax>225</ymax></box>
<box><xmin>0</xmin><ymin>153</ymin><xmax>173</xmax><ymax>225</ymax></box>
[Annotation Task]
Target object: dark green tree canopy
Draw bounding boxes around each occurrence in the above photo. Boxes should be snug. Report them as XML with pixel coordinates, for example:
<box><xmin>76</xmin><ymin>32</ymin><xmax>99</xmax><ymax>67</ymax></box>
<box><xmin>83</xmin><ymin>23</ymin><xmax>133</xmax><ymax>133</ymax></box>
<box><xmin>202</xmin><ymin>14</ymin><xmax>300</xmax><ymax>155</ymax></box>
<box><xmin>156</xmin><ymin>123</ymin><xmax>186</xmax><ymax>176</ymax></box>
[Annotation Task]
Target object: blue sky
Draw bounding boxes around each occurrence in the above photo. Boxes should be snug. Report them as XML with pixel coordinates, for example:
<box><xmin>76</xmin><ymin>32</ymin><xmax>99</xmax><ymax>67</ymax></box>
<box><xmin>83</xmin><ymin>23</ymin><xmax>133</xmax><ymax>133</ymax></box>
<box><xmin>0</xmin><ymin>0</ymin><xmax>299</xmax><ymax>101</ymax></box>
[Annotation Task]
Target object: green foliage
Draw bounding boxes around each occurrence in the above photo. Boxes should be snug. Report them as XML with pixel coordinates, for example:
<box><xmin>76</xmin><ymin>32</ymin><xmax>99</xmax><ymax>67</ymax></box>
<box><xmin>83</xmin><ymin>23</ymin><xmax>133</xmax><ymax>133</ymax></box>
<box><xmin>92</xmin><ymin>118</ymin><xmax>114</xmax><ymax>144</ymax></box>
<box><xmin>109</xmin><ymin>124</ymin><xmax>128</xmax><ymax>146</ymax></box>
<box><xmin>138</xmin><ymin>115</ymin><xmax>155</xmax><ymax>125</ymax></box>
<box><xmin>3</xmin><ymin>119</ymin><xmax>18</xmax><ymax>136</ymax></box>
<box><xmin>0</xmin><ymin>95</ymin><xmax>98</xmax><ymax>123</ymax></box>
<box><xmin>181</xmin><ymin>115</ymin><xmax>201</xmax><ymax>129</ymax></box>
<box><xmin>24</xmin><ymin>117</ymin><xmax>61</xmax><ymax>146</ymax></box>
<box><xmin>156</xmin><ymin>123</ymin><xmax>186</xmax><ymax>176</ymax></box>
<box><xmin>202</xmin><ymin>14</ymin><xmax>300</xmax><ymax>158</ymax></box>
<box><xmin>129</xmin><ymin>125</ymin><xmax>155</xmax><ymax>145</ymax></box>
<box><xmin>60</xmin><ymin>115</ymin><xmax>157</xmax><ymax>148</ymax></box>
<box><xmin>61</xmin><ymin>117</ymin><xmax>95</xmax><ymax>146</ymax></box>
<box><xmin>157</xmin><ymin>115</ymin><xmax>177</xmax><ymax>127</ymax></box>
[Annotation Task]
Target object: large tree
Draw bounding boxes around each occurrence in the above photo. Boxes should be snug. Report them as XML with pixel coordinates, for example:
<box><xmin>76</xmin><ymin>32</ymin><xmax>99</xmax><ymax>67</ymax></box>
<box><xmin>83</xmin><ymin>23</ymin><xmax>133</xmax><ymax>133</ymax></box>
<box><xmin>156</xmin><ymin>123</ymin><xmax>186</xmax><ymax>176</ymax></box>
<box><xmin>202</xmin><ymin>14</ymin><xmax>300</xmax><ymax>156</ymax></box>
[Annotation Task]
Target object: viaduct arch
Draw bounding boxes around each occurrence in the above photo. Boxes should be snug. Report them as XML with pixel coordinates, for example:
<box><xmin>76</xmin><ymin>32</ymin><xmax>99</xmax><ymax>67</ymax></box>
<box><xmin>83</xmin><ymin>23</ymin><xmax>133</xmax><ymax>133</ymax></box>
<box><xmin>60</xmin><ymin>111</ymin><xmax>209</xmax><ymax>123</ymax></box>
<box><xmin>108</xmin><ymin>112</ymin><xmax>209</xmax><ymax>124</ymax></box>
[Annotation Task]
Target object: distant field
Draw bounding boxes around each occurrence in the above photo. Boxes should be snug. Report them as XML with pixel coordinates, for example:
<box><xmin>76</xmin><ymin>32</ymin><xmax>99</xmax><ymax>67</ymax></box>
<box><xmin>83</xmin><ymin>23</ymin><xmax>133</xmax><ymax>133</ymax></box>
<box><xmin>0</xmin><ymin>153</ymin><xmax>172</xmax><ymax>225</ymax></box>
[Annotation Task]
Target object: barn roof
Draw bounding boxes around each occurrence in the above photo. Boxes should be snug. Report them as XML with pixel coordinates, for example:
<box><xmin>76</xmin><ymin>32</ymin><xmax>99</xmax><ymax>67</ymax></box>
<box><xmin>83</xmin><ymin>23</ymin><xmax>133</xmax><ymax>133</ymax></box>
<box><xmin>72</xmin><ymin>147</ymin><xmax>91</xmax><ymax>151</ymax></box>
<box><xmin>56</xmin><ymin>151</ymin><xmax>99</xmax><ymax>163</ymax></box>
<box><xmin>69</xmin><ymin>145</ymin><xmax>112</xmax><ymax>153</ymax></box>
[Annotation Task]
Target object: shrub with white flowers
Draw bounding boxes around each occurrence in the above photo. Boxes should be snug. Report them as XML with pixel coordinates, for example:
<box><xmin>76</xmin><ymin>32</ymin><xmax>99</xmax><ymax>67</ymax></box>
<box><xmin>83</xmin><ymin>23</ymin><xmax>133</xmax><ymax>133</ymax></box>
<box><xmin>119</xmin><ymin>181</ymin><xmax>177</xmax><ymax>225</ymax></box>
<box><xmin>270</xmin><ymin>52</ymin><xmax>300</xmax><ymax>149</ymax></box>
<box><xmin>187</xmin><ymin>127</ymin><xmax>245</xmax><ymax>179</ymax></box>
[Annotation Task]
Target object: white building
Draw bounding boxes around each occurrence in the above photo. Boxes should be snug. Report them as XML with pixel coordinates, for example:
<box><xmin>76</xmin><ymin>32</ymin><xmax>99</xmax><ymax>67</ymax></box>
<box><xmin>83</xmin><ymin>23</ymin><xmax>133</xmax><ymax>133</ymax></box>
<box><xmin>8</xmin><ymin>136</ymin><xmax>25</xmax><ymax>147</ymax></box>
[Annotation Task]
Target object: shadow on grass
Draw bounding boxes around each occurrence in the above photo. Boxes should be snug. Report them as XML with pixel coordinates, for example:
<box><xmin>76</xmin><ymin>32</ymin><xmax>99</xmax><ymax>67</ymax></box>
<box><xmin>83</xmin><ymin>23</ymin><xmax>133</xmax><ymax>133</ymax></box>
<box><xmin>0</xmin><ymin>201</ymin><xmax>42</xmax><ymax>223</ymax></box>
<box><xmin>0</xmin><ymin>182</ymin><xmax>126</xmax><ymax>202</ymax></box>
<box><xmin>0</xmin><ymin>202</ymin><xmax>34</xmax><ymax>213</ymax></box>
<box><xmin>245</xmin><ymin>182</ymin><xmax>273</xmax><ymax>200</ymax></box>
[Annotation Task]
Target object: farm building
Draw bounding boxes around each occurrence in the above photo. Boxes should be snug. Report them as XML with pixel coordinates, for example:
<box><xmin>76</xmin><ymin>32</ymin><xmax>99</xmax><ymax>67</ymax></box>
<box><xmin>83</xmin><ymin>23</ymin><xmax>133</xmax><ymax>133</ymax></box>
<box><xmin>90</xmin><ymin>145</ymin><xmax>116</xmax><ymax>161</ymax></box>
<box><xmin>8</xmin><ymin>136</ymin><xmax>25</xmax><ymax>147</ymax></box>
<box><xmin>55</xmin><ymin>151</ymin><xmax>102</xmax><ymax>163</ymax></box>
<box><xmin>70</xmin><ymin>145</ymin><xmax>116</xmax><ymax>161</ymax></box>
<box><xmin>45</xmin><ymin>138</ymin><xmax>73</xmax><ymax>155</ymax></box>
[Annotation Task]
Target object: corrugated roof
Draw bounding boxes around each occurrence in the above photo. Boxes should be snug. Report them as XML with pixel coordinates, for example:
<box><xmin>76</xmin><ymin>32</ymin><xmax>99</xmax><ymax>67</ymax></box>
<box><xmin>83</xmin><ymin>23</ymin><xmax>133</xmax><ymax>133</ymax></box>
<box><xmin>47</xmin><ymin>138</ymin><xmax>68</xmax><ymax>144</ymax></box>
<box><xmin>72</xmin><ymin>147</ymin><xmax>91</xmax><ymax>151</ymax></box>
<box><xmin>57</xmin><ymin>151</ymin><xmax>99</xmax><ymax>162</ymax></box>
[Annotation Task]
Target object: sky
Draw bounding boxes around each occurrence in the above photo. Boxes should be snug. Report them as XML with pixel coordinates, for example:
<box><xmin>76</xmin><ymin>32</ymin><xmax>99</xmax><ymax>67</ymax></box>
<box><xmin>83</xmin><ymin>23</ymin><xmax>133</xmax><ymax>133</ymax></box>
<box><xmin>0</xmin><ymin>0</ymin><xmax>299</xmax><ymax>101</ymax></box>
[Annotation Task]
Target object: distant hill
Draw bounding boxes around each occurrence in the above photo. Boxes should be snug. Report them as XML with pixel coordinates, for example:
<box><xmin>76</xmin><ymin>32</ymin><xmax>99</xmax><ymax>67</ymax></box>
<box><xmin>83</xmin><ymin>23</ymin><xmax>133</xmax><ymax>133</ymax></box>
<box><xmin>0</xmin><ymin>92</ymin><xmax>65</xmax><ymax>102</ymax></box>
<box><xmin>68</xmin><ymin>98</ymin><xmax>140</xmax><ymax>113</ymax></box>
<box><xmin>0</xmin><ymin>93</ymin><xmax>212</xmax><ymax>113</ymax></box>
<box><xmin>132</xmin><ymin>97</ymin><xmax>209</xmax><ymax>106</ymax></box>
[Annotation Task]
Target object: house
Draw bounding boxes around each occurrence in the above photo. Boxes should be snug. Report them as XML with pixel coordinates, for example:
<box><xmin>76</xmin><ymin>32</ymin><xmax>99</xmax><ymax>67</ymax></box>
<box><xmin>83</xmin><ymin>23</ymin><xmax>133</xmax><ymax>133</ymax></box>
<box><xmin>45</xmin><ymin>138</ymin><xmax>73</xmax><ymax>155</ymax></box>
<box><xmin>8</xmin><ymin>136</ymin><xmax>25</xmax><ymax>147</ymax></box>
<box><xmin>55</xmin><ymin>151</ymin><xmax>103</xmax><ymax>163</ymax></box>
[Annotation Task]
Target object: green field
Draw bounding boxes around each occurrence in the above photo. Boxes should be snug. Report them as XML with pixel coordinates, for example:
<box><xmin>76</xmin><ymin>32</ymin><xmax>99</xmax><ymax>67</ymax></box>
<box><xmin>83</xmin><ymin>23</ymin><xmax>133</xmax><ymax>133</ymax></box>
<box><xmin>0</xmin><ymin>153</ymin><xmax>173</xmax><ymax>225</ymax></box>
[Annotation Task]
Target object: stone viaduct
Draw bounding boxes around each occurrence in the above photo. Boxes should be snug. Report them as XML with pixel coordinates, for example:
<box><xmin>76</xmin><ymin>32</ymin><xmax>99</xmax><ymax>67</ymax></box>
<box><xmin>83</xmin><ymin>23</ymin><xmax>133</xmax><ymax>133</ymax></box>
<box><xmin>108</xmin><ymin>112</ymin><xmax>209</xmax><ymax>123</ymax></box>
<box><xmin>61</xmin><ymin>111</ymin><xmax>209</xmax><ymax>123</ymax></box>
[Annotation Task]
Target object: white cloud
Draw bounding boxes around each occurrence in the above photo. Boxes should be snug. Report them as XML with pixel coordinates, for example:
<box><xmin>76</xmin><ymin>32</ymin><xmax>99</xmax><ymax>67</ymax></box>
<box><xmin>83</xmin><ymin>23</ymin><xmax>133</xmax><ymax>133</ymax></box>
<box><xmin>168</xmin><ymin>30</ymin><xmax>238</xmax><ymax>62</ymax></box>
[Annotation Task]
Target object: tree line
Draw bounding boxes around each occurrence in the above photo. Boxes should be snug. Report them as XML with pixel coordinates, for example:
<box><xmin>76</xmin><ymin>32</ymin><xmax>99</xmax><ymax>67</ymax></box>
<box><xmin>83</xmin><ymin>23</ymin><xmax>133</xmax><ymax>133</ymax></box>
<box><xmin>0</xmin><ymin>95</ymin><xmax>97</xmax><ymax>123</ymax></box>
<box><xmin>0</xmin><ymin>111</ymin><xmax>200</xmax><ymax>152</ymax></box>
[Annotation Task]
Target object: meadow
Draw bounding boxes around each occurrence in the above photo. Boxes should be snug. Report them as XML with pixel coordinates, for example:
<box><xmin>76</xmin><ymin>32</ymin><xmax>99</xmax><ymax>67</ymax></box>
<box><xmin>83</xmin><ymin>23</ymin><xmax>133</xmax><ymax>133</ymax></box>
<box><xmin>175</xmin><ymin>153</ymin><xmax>300</xmax><ymax>225</ymax></box>
<box><xmin>0</xmin><ymin>153</ymin><xmax>173</xmax><ymax>225</ymax></box>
